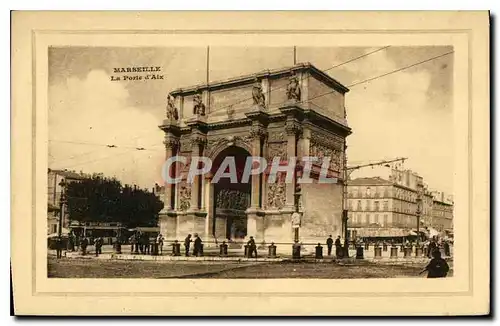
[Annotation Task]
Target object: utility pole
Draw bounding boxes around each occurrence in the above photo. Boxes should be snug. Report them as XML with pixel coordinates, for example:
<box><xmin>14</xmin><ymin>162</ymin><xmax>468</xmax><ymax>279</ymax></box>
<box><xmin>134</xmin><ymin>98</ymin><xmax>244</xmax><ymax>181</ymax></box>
<box><xmin>342</xmin><ymin>157</ymin><xmax>408</xmax><ymax>257</ymax></box>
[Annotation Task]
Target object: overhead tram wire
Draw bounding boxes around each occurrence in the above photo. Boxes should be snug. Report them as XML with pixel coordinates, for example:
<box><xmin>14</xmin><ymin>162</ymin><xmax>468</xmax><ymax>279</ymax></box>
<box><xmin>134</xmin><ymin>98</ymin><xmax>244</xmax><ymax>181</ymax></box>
<box><xmin>200</xmin><ymin>45</ymin><xmax>392</xmax><ymax>113</ymax></box>
<box><xmin>303</xmin><ymin>50</ymin><xmax>454</xmax><ymax>104</ymax></box>
<box><xmin>48</xmin><ymin>140</ymin><xmax>163</xmax><ymax>152</ymax></box>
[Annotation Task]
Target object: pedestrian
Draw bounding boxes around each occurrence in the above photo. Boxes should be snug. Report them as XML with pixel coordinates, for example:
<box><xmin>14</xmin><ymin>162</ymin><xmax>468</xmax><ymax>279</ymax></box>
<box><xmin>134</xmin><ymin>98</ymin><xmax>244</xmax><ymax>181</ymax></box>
<box><xmin>55</xmin><ymin>236</ymin><xmax>63</xmax><ymax>259</ymax></box>
<box><xmin>184</xmin><ymin>234</ymin><xmax>192</xmax><ymax>256</ymax></box>
<box><xmin>157</xmin><ymin>233</ymin><xmax>164</xmax><ymax>255</ymax></box>
<box><xmin>129</xmin><ymin>234</ymin><xmax>137</xmax><ymax>254</ymax></box>
<box><xmin>193</xmin><ymin>234</ymin><xmax>203</xmax><ymax>257</ymax></box>
<box><xmin>419</xmin><ymin>249</ymin><xmax>450</xmax><ymax>278</ymax></box>
<box><xmin>81</xmin><ymin>237</ymin><xmax>88</xmax><ymax>256</ymax></box>
<box><xmin>444</xmin><ymin>240</ymin><xmax>451</xmax><ymax>257</ymax></box>
<box><xmin>326</xmin><ymin>235</ymin><xmax>334</xmax><ymax>256</ymax></box>
<box><xmin>94</xmin><ymin>237</ymin><xmax>102</xmax><ymax>257</ymax></box>
<box><xmin>247</xmin><ymin>236</ymin><xmax>257</xmax><ymax>258</ymax></box>
<box><xmin>334</xmin><ymin>235</ymin><xmax>342</xmax><ymax>258</ymax></box>
<box><xmin>428</xmin><ymin>240</ymin><xmax>437</xmax><ymax>258</ymax></box>
<box><xmin>67</xmin><ymin>232</ymin><xmax>75</xmax><ymax>252</ymax></box>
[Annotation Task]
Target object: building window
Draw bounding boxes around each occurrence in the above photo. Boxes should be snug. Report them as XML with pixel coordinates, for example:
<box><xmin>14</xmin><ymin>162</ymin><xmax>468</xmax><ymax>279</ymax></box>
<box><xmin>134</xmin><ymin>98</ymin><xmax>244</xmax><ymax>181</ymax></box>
<box><xmin>366</xmin><ymin>200</ymin><xmax>371</xmax><ymax>211</ymax></box>
<box><xmin>374</xmin><ymin>201</ymin><xmax>380</xmax><ymax>211</ymax></box>
<box><xmin>357</xmin><ymin>200</ymin><xmax>362</xmax><ymax>210</ymax></box>
<box><xmin>365</xmin><ymin>214</ymin><xmax>370</xmax><ymax>224</ymax></box>
<box><xmin>375</xmin><ymin>214</ymin><xmax>379</xmax><ymax>225</ymax></box>
<box><xmin>383</xmin><ymin>200</ymin><xmax>389</xmax><ymax>211</ymax></box>
<box><xmin>383</xmin><ymin>214</ymin><xmax>389</xmax><ymax>226</ymax></box>
<box><xmin>366</xmin><ymin>187</ymin><xmax>371</xmax><ymax>197</ymax></box>
<box><xmin>357</xmin><ymin>214</ymin><xmax>361</xmax><ymax>224</ymax></box>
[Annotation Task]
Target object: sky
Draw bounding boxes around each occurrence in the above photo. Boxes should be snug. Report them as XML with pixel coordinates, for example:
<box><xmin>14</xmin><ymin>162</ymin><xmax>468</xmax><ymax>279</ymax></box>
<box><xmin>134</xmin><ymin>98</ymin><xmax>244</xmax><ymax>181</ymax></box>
<box><xmin>48</xmin><ymin>46</ymin><xmax>453</xmax><ymax>194</ymax></box>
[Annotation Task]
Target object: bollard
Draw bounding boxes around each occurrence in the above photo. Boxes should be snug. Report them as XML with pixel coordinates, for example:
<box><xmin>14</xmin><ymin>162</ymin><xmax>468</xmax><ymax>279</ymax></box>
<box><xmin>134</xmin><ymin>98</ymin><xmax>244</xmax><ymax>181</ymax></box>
<box><xmin>415</xmin><ymin>246</ymin><xmax>423</xmax><ymax>257</ymax></box>
<box><xmin>219</xmin><ymin>241</ymin><xmax>228</xmax><ymax>257</ymax></box>
<box><xmin>292</xmin><ymin>243</ymin><xmax>301</xmax><ymax>260</ymax></box>
<box><xmin>390</xmin><ymin>246</ymin><xmax>398</xmax><ymax>258</ymax></box>
<box><xmin>315</xmin><ymin>243</ymin><xmax>323</xmax><ymax>259</ymax></box>
<box><xmin>404</xmin><ymin>247</ymin><xmax>411</xmax><ymax>257</ymax></box>
<box><xmin>172</xmin><ymin>241</ymin><xmax>181</xmax><ymax>256</ymax></box>
<box><xmin>152</xmin><ymin>243</ymin><xmax>159</xmax><ymax>256</ymax></box>
<box><xmin>244</xmin><ymin>244</ymin><xmax>249</xmax><ymax>258</ymax></box>
<box><xmin>374</xmin><ymin>246</ymin><xmax>382</xmax><ymax>258</ymax></box>
<box><xmin>382</xmin><ymin>243</ymin><xmax>388</xmax><ymax>252</ymax></box>
<box><xmin>268</xmin><ymin>242</ymin><xmax>277</xmax><ymax>258</ymax></box>
<box><xmin>114</xmin><ymin>242</ymin><xmax>122</xmax><ymax>254</ymax></box>
<box><xmin>356</xmin><ymin>246</ymin><xmax>364</xmax><ymax>259</ymax></box>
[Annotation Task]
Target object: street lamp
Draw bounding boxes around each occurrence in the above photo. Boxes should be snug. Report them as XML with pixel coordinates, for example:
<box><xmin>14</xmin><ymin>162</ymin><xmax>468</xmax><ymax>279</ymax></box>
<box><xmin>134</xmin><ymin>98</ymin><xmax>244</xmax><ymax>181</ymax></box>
<box><xmin>58</xmin><ymin>179</ymin><xmax>67</xmax><ymax>238</ymax></box>
<box><xmin>416</xmin><ymin>195</ymin><xmax>422</xmax><ymax>247</ymax></box>
<box><xmin>292</xmin><ymin>163</ymin><xmax>303</xmax><ymax>242</ymax></box>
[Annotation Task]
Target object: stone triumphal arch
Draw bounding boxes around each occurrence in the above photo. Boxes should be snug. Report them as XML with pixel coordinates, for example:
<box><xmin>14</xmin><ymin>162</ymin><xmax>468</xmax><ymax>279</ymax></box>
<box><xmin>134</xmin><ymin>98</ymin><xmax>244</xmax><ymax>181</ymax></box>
<box><xmin>159</xmin><ymin>63</ymin><xmax>352</xmax><ymax>247</ymax></box>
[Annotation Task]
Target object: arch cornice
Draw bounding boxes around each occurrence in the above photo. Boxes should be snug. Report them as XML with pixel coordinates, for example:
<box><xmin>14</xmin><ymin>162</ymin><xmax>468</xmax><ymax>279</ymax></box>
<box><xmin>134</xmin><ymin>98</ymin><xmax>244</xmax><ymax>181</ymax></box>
<box><xmin>206</xmin><ymin>135</ymin><xmax>253</xmax><ymax>161</ymax></box>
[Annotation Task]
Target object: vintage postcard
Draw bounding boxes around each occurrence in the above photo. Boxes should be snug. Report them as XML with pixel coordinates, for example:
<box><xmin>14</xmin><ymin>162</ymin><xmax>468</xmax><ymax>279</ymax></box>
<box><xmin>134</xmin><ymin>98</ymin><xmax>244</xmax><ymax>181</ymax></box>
<box><xmin>11</xmin><ymin>11</ymin><xmax>490</xmax><ymax>315</ymax></box>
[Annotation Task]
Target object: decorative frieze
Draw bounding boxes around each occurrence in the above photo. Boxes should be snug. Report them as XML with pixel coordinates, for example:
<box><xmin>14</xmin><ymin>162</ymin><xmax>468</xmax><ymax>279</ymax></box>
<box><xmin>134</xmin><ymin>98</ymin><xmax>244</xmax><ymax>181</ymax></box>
<box><xmin>178</xmin><ymin>183</ymin><xmax>191</xmax><ymax>211</ymax></box>
<box><xmin>266</xmin><ymin>142</ymin><xmax>287</xmax><ymax>161</ymax></box>
<box><xmin>267</xmin><ymin>182</ymin><xmax>286</xmax><ymax>209</ymax></box>
<box><xmin>215</xmin><ymin>189</ymin><xmax>250</xmax><ymax>211</ymax></box>
<box><xmin>179</xmin><ymin>137</ymin><xmax>192</xmax><ymax>153</ymax></box>
<box><xmin>267</xmin><ymin>130</ymin><xmax>286</xmax><ymax>143</ymax></box>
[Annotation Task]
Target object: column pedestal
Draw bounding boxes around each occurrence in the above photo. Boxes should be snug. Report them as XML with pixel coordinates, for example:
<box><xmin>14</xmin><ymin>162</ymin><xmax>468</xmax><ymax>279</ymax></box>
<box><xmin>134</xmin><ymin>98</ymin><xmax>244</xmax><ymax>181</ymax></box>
<box><xmin>176</xmin><ymin>211</ymin><xmax>208</xmax><ymax>242</ymax></box>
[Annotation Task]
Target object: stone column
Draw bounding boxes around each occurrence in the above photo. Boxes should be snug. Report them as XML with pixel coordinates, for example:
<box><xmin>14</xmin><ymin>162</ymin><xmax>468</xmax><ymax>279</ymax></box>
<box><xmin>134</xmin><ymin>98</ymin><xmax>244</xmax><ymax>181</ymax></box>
<box><xmin>283</xmin><ymin>118</ymin><xmax>302</xmax><ymax>210</ymax></box>
<box><xmin>189</xmin><ymin>136</ymin><xmax>203</xmax><ymax>211</ymax></box>
<box><xmin>163</xmin><ymin>137</ymin><xmax>178</xmax><ymax>210</ymax></box>
<box><xmin>246</xmin><ymin>124</ymin><xmax>267</xmax><ymax>241</ymax></box>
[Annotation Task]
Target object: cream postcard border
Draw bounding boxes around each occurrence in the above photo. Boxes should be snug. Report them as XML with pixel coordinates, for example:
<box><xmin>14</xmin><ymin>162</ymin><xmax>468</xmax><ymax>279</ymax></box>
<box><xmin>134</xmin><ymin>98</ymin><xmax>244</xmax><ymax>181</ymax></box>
<box><xmin>11</xmin><ymin>11</ymin><xmax>489</xmax><ymax>315</ymax></box>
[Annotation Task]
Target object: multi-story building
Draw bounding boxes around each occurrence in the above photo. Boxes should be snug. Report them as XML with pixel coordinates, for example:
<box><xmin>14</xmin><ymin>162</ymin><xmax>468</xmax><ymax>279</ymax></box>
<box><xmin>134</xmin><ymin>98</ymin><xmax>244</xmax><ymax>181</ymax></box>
<box><xmin>430</xmin><ymin>191</ymin><xmax>454</xmax><ymax>232</ymax></box>
<box><xmin>347</xmin><ymin>169</ymin><xmax>423</xmax><ymax>239</ymax></box>
<box><xmin>47</xmin><ymin>168</ymin><xmax>86</xmax><ymax>235</ymax></box>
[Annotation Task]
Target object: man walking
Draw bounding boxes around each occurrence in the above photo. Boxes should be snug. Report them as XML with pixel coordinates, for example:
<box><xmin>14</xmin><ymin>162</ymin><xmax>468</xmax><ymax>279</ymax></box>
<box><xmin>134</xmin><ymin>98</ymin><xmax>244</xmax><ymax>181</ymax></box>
<box><xmin>55</xmin><ymin>236</ymin><xmax>63</xmax><ymax>259</ymax></box>
<box><xmin>326</xmin><ymin>235</ymin><xmax>334</xmax><ymax>256</ymax></box>
<box><xmin>193</xmin><ymin>234</ymin><xmax>203</xmax><ymax>257</ymax></box>
<box><xmin>94</xmin><ymin>237</ymin><xmax>103</xmax><ymax>257</ymax></box>
<box><xmin>334</xmin><ymin>235</ymin><xmax>342</xmax><ymax>258</ymax></box>
<box><xmin>184</xmin><ymin>234</ymin><xmax>192</xmax><ymax>257</ymax></box>
<box><xmin>157</xmin><ymin>233</ymin><xmax>164</xmax><ymax>255</ymax></box>
<box><xmin>247</xmin><ymin>236</ymin><xmax>257</xmax><ymax>258</ymax></box>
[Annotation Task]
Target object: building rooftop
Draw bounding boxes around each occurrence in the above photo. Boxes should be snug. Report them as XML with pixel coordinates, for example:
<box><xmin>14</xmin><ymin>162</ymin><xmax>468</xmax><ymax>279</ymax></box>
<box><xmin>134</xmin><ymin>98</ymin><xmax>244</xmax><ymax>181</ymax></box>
<box><xmin>48</xmin><ymin>168</ymin><xmax>86</xmax><ymax>180</ymax></box>
<box><xmin>169</xmin><ymin>62</ymin><xmax>350</xmax><ymax>96</ymax></box>
<box><xmin>348</xmin><ymin>177</ymin><xmax>393</xmax><ymax>186</ymax></box>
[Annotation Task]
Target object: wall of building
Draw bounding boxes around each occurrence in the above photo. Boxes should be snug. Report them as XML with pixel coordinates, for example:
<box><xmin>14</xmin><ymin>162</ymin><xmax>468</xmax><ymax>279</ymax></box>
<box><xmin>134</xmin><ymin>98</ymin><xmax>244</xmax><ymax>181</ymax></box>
<box><xmin>308</xmin><ymin>75</ymin><xmax>345</xmax><ymax>123</ymax></box>
<box><xmin>301</xmin><ymin>181</ymin><xmax>343</xmax><ymax>241</ymax></box>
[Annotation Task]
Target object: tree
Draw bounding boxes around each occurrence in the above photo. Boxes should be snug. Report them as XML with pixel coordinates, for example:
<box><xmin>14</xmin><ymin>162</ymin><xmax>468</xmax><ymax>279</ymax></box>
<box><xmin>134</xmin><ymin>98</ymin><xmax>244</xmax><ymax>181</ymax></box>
<box><xmin>65</xmin><ymin>175</ymin><xmax>163</xmax><ymax>228</ymax></box>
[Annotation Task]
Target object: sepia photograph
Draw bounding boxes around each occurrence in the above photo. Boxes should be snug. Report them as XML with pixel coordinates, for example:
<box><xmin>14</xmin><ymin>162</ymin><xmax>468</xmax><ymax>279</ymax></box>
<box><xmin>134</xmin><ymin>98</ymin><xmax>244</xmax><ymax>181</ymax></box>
<box><xmin>10</xmin><ymin>11</ymin><xmax>489</xmax><ymax>316</ymax></box>
<box><xmin>47</xmin><ymin>45</ymin><xmax>455</xmax><ymax>280</ymax></box>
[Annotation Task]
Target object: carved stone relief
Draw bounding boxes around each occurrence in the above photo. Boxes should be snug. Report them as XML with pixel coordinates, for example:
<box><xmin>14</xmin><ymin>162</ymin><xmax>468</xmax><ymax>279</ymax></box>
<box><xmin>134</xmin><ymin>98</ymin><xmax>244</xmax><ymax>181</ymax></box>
<box><xmin>179</xmin><ymin>183</ymin><xmax>191</xmax><ymax>211</ymax></box>
<box><xmin>266</xmin><ymin>142</ymin><xmax>287</xmax><ymax>162</ymax></box>
<box><xmin>309</xmin><ymin>142</ymin><xmax>343</xmax><ymax>172</ymax></box>
<box><xmin>215</xmin><ymin>189</ymin><xmax>250</xmax><ymax>211</ymax></box>
<box><xmin>206</xmin><ymin>134</ymin><xmax>253</xmax><ymax>159</ymax></box>
<box><xmin>267</xmin><ymin>182</ymin><xmax>286</xmax><ymax>209</ymax></box>
<box><xmin>309</xmin><ymin>130</ymin><xmax>345</xmax><ymax>172</ymax></box>
<box><xmin>267</xmin><ymin>130</ymin><xmax>285</xmax><ymax>143</ymax></box>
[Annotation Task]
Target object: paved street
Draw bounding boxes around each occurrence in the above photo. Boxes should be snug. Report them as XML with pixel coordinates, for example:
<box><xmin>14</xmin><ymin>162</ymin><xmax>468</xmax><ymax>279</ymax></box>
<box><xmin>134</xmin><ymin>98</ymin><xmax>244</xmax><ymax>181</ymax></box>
<box><xmin>47</xmin><ymin>256</ymin><xmax>452</xmax><ymax>279</ymax></box>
